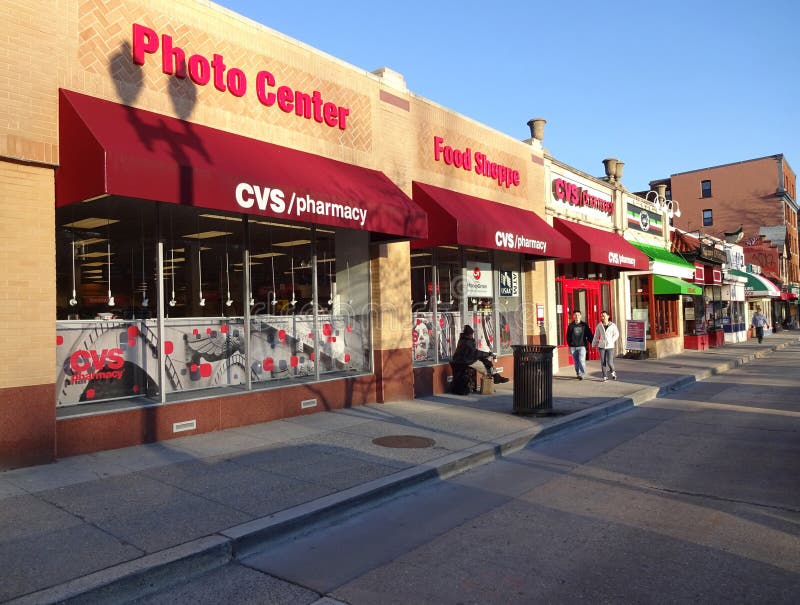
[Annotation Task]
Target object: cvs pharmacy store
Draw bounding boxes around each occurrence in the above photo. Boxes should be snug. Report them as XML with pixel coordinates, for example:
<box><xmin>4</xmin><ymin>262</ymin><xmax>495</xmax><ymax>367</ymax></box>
<box><xmin>2</xmin><ymin>4</ymin><xmax>434</xmax><ymax>467</ymax></box>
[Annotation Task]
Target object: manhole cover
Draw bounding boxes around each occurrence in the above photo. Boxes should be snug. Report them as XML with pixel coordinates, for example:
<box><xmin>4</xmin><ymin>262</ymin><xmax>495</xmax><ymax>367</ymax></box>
<box><xmin>372</xmin><ymin>435</ymin><xmax>435</xmax><ymax>449</ymax></box>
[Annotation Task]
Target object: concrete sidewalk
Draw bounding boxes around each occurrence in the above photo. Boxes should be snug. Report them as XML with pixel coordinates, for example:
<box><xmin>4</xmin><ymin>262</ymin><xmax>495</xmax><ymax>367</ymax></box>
<box><xmin>2</xmin><ymin>332</ymin><xmax>799</xmax><ymax>604</ymax></box>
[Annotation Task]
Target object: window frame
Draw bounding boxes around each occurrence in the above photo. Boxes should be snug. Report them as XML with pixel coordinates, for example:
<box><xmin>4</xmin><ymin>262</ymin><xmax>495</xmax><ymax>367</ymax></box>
<box><xmin>701</xmin><ymin>180</ymin><xmax>712</xmax><ymax>198</ymax></box>
<box><xmin>702</xmin><ymin>208</ymin><xmax>713</xmax><ymax>227</ymax></box>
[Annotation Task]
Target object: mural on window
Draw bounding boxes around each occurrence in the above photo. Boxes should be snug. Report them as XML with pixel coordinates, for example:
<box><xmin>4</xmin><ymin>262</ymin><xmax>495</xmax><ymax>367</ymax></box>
<box><xmin>55</xmin><ymin>200</ymin><xmax>371</xmax><ymax>407</ymax></box>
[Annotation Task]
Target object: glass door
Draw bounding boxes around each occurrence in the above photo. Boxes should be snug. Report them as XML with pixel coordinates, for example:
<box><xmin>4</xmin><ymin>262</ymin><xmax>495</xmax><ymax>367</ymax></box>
<box><xmin>561</xmin><ymin>279</ymin><xmax>604</xmax><ymax>361</ymax></box>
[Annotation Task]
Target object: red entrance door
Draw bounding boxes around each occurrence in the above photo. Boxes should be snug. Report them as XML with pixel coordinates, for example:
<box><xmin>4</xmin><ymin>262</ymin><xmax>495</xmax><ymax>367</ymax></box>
<box><xmin>561</xmin><ymin>279</ymin><xmax>609</xmax><ymax>361</ymax></box>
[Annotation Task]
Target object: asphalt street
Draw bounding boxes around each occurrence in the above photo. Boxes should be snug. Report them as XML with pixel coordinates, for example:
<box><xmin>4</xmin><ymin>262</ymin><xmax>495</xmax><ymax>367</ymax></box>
<box><xmin>132</xmin><ymin>344</ymin><xmax>800</xmax><ymax>604</ymax></box>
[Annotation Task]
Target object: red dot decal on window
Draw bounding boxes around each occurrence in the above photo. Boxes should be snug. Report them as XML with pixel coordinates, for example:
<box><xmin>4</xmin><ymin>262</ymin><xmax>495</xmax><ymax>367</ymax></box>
<box><xmin>505</xmin><ymin>324</ymin><xmax>510</xmax><ymax>332</ymax></box>
<box><xmin>193</xmin><ymin>329</ymin><xmax>199</xmax><ymax>336</ymax></box>
<box><xmin>221</xmin><ymin>324</ymin><xmax>229</xmax><ymax>334</ymax></box>
<box><xmin>278</xmin><ymin>329</ymin><xmax>287</xmax><ymax>341</ymax></box>
<box><xmin>128</xmin><ymin>326</ymin><xmax>140</xmax><ymax>338</ymax></box>
<box><xmin>344</xmin><ymin>353</ymin><xmax>351</xmax><ymax>362</ymax></box>
<box><xmin>128</xmin><ymin>338</ymin><xmax>137</xmax><ymax>348</ymax></box>
<box><xmin>206</xmin><ymin>328</ymin><xmax>213</xmax><ymax>335</ymax></box>
<box><xmin>323</xmin><ymin>323</ymin><xmax>332</xmax><ymax>336</ymax></box>
<box><xmin>308</xmin><ymin>333</ymin><xmax>313</xmax><ymax>339</ymax></box>
<box><xmin>190</xmin><ymin>363</ymin><xmax>198</xmax><ymax>373</ymax></box>
<box><xmin>327</xmin><ymin>337</ymin><xmax>334</xmax><ymax>343</ymax></box>
<box><xmin>347</xmin><ymin>325</ymin><xmax>353</xmax><ymax>333</ymax></box>
<box><xmin>290</xmin><ymin>356</ymin><xmax>299</xmax><ymax>367</ymax></box>
<box><xmin>263</xmin><ymin>357</ymin><xmax>274</xmax><ymax>371</ymax></box>
<box><xmin>416</xmin><ymin>319</ymin><xmax>421</xmax><ymax>326</ymax></box>
<box><xmin>439</xmin><ymin>317</ymin><xmax>445</xmax><ymax>327</ymax></box>
<box><xmin>86</xmin><ymin>388</ymin><xmax>96</xmax><ymax>399</ymax></box>
<box><xmin>56</xmin><ymin>335</ymin><xmax>64</xmax><ymax>346</ymax></box>
<box><xmin>132</xmin><ymin>384</ymin><xmax>140</xmax><ymax>393</ymax></box>
<box><xmin>164</xmin><ymin>341</ymin><xmax>174</xmax><ymax>355</ymax></box>
<box><xmin>200</xmin><ymin>363</ymin><xmax>212</xmax><ymax>378</ymax></box>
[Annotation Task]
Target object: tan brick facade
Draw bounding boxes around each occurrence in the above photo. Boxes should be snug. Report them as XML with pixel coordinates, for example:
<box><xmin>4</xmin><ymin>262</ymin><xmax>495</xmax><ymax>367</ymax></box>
<box><xmin>0</xmin><ymin>0</ymin><xmax>551</xmax><ymax>465</ymax></box>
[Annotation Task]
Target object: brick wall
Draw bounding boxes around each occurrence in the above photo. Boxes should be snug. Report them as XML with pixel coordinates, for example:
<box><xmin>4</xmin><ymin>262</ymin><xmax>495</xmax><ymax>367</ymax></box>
<box><xmin>0</xmin><ymin>162</ymin><xmax>55</xmax><ymax>388</ymax></box>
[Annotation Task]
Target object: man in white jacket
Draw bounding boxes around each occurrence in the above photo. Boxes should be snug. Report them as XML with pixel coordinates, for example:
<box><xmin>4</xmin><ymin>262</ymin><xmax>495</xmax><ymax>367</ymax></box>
<box><xmin>592</xmin><ymin>310</ymin><xmax>619</xmax><ymax>381</ymax></box>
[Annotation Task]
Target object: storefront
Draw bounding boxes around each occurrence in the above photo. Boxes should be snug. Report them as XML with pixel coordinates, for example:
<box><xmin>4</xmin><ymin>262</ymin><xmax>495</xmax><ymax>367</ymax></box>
<box><xmin>56</xmin><ymin>90</ymin><xmax>430</xmax><ymax>414</ymax></box>
<box><xmin>729</xmin><ymin>265</ymin><xmax>782</xmax><ymax>337</ymax></box>
<box><xmin>3</xmin><ymin>2</ymin><xmax>564</xmax><ymax>467</ymax></box>
<box><xmin>623</xmin><ymin>193</ymin><xmax>694</xmax><ymax>358</ymax></box>
<box><xmin>722</xmin><ymin>243</ymin><xmax>747</xmax><ymax>343</ymax></box>
<box><xmin>627</xmin><ymin>241</ymin><xmax>698</xmax><ymax>356</ymax></box>
<box><xmin>409</xmin><ymin>183</ymin><xmax>570</xmax><ymax>394</ymax></box>
<box><xmin>546</xmin><ymin>164</ymin><xmax>649</xmax><ymax>367</ymax></box>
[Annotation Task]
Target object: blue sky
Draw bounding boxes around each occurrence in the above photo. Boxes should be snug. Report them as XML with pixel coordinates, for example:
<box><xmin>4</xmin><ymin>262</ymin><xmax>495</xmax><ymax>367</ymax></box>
<box><xmin>216</xmin><ymin>0</ymin><xmax>800</xmax><ymax>193</ymax></box>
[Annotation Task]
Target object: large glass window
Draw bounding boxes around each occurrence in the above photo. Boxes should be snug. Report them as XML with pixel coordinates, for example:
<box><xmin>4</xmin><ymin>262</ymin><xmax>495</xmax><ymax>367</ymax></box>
<box><xmin>410</xmin><ymin>246</ymin><xmax>522</xmax><ymax>364</ymax></box>
<box><xmin>55</xmin><ymin>199</ymin><xmax>371</xmax><ymax>407</ymax></box>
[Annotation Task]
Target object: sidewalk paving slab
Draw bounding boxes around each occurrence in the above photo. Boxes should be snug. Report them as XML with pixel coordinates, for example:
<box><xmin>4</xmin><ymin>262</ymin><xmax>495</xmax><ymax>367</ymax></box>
<box><xmin>2</xmin><ymin>332</ymin><xmax>798</xmax><ymax>604</ymax></box>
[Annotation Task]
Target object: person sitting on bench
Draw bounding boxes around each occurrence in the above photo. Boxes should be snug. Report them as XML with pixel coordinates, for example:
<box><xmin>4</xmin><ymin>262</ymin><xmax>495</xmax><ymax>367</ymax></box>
<box><xmin>451</xmin><ymin>325</ymin><xmax>509</xmax><ymax>384</ymax></box>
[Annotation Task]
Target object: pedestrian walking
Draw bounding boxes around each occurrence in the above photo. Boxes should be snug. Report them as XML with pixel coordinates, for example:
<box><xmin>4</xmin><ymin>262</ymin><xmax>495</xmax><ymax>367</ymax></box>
<box><xmin>751</xmin><ymin>306</ymin><xmax>769</xmax><ymax>343</ymax></box>
<box><xmin>566</xmin><ymin>310</ymin><xmax>593</xmax><ymax>380</ymax></box>
<box><xmin>592</xmin><ymin>310</ymin><xmax>619</xmax><ymax>381</ymax></box>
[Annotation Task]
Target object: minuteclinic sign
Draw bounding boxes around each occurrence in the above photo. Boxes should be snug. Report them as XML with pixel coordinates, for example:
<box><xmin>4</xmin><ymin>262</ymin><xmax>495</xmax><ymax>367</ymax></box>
<box><xmin>132</xmin><ymin>24</ymin><xmax>350</xmax><ymax>130</ymax></box>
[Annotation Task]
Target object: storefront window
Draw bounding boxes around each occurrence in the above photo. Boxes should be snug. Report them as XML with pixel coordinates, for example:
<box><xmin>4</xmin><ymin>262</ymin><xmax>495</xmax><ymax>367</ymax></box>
<box><xmin>55</xmin><ymin>200</ymin><xmax>371</xmax><ymax>407</ymax></box>
<box><xmin>495</xmin><ymin>251</ymin><xmax>523</xmax><ymax>356</ymax></box>
<box><xmin>704</xmin><ymin>285</ymin><xmax>723</xmax><ymax>333</ymax></box>
<box><xmin>465</xmin><ymin>248</ymin><xmax>494</xmax><ymax>355</ymax></box>
<box><xmin>411</xmin><ymin>249</ymin><xmax>435</xmax><ymax>363</ymax></box>
<box><xmin>411</xmin><ymin>246</ymin><xmax>521</xmax><ymax>364</ymax></box>
<box><xmin>436</xmin><ymin>246</ymin><xmax>462</xmax><ymax>361</ymax></box>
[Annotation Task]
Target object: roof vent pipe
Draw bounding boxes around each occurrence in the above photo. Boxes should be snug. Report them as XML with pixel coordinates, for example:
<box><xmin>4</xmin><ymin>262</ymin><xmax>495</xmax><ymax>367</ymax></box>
<box><xmin>602</xmin><ymin>158</ymin><xmax>618</xmax><ymax>182</ymax></box>
<box><xmin>527</xmin><ymin>118</ymin><xmax>546</xmax><ymax>141</ymax></box>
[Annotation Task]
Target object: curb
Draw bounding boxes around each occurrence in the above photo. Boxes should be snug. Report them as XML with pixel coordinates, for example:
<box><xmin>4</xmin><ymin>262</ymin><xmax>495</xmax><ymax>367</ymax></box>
<box><xmin>10</xmin><ymin>338</ymin><xmax>798</xmax><ymax>604</ymax></box>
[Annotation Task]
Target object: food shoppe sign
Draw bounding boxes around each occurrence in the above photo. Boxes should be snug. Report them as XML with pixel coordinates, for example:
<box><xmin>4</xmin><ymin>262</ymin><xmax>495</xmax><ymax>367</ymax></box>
<box><xmin>433</xmin><ymin>136</ymin><xmax>521</xmax><ymax>188</ymax></box>
<box><xmin>132</xmin><ymin>23</ymin><xmax>351</xmax><ymax>130</ymax></box>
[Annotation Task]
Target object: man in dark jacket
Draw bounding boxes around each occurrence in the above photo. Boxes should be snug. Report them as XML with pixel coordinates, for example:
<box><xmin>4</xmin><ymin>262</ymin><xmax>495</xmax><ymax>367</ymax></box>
<box><xmin>566</xmin><ymin>310</ymin><xmax>593</xmax><ymax>380</ymax></box>
<box><xmin>452</xmin><ymin>325</ymin><xmax>509</xmax><ymax>384</ymax></box>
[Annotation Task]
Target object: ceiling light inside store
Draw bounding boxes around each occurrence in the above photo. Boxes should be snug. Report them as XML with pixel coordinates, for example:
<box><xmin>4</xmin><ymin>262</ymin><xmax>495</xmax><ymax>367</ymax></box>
<box><xmin>273</xmin><ymin>239</ymin><xmax>311</xmax><ymax>247</ymax></box>
<box><xmin>251</xmin><ymin>252</ymin><xmax>284</xmax><ymax>259</ymax></box>
<box><xmin>80</xmin><ymin>251</ymin><xmax>113</xmax><ymax>259</ymax></box>
<box><xmin>199</xmin><ymin>213</ymin><xmax>242</xmax><ymax>223</ymax></box>
<box><xmin>62</xmin><ymin>218</ymin><xmax>120</xmax><ymax>229</ymax></box>
<box><xmin>75</xmin><ymin>237</ymin><xmax>107</xmax><ymax>247</ymax></box>
<box><xmin>182</xmin><ymin>231</ymin><xmax>233</xmax><ymax>239</ymax></box>
<box><xmin>251</xmin><ymin>220</ymin><xmax>309</xmax><ymax>231</ymax></box>
<box><xmin>410</xmin><ymin>253</ymin><xmax>432</xmax><ymax>258</ymax></box>
<box><xmin>82</xmin><ymin>262</ymin><xmax>106</xmax><ymax>267</ymax></box>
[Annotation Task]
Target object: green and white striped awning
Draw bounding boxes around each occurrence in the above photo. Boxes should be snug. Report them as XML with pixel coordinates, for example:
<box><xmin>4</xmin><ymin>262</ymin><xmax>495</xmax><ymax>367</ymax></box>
<box><xmin>729</xmin><ymin>269</ymin><xmax>781</xmax><ymax>297</ymax></box>
<box><xmin>629</xmin><ymin>241</ymin><xmax>695</xmax><ymax>279</ymax></box>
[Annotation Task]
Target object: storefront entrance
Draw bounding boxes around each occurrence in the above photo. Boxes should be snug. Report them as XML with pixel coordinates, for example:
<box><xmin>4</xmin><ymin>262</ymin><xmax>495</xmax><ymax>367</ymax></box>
<box><xmin>557</xmin><ymin>278</ymin><xmax>612</xmax><ymax>361</ymax></box>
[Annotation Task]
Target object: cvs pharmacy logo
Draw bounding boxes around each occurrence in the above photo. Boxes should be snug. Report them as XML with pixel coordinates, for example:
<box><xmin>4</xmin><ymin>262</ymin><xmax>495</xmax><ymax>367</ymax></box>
<box><xmin>235</xmin><ymin>183</ymin><xmax>287</xmax><ymax>213</ymax></box>
<box><xmin>495</xmin><ymin>231</ymin><xmax>515</xmax><ymax>249</ymax></box>
<box><xmin>70</xmin><ymin>348</ymin><xmax>125</xmax><ymax>373</ymax></box>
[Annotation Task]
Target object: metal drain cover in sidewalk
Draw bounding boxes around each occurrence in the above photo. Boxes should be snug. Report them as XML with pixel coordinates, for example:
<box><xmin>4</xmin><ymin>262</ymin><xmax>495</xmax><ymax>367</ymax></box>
<box><xmin>372</xmin><ymin>435</ymin><xmax>435</xmax><ymax>449</ymax></box>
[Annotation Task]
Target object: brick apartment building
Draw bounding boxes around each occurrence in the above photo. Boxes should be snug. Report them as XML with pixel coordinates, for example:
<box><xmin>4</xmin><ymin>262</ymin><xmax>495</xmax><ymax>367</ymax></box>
<box><xmin>650</xmin><ymin>155</ymin><xmax>799</xmax><ymax>288</ymax></box>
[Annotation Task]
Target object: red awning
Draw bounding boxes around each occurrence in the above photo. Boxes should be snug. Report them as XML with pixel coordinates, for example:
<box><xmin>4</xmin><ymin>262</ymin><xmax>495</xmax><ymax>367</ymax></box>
<box><xmin>410</xmin><ymin>182</ymin><xmax>571</xmax><ymax>259</ymax></box>
<box><xmin>55</xmin><ymin>90</ymin><xmax>427</xmax><ymax>241</ymax></box>
<box><xmin>553</xmin><ymin>218</ymin><xmax>649</xmax><ymax>271</ymax></box>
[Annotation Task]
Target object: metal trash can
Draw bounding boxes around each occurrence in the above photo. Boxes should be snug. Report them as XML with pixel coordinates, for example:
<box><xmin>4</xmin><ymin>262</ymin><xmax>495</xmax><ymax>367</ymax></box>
<box><xmin>511</xmin><ymin>344</ymin><xmax>555</xmax><ymax>414</ymax></box>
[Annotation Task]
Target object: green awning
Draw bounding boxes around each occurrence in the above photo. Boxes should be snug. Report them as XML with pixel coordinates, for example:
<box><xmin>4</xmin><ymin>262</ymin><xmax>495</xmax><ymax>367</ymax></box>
<box><xmin>653</xmin><ymin>274</ymin><xmax>702</xmax><ymax>295</ymax></box>
<box><xmin>729</xmin><ymin>269</ymin><xmax>781</xmax><ymax>297</ymax></box>
<box><xmin>630</xmin><ymin>241</ymin><xmax>695</xmax><ymax>272</ymax></box>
